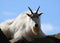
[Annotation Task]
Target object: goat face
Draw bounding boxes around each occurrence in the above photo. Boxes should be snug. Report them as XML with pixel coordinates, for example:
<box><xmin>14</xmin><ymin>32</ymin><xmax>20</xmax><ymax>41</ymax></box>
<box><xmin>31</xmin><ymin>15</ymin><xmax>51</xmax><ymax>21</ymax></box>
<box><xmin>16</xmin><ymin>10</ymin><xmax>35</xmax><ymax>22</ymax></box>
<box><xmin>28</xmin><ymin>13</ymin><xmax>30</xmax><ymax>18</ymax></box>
<box><xmin>26</xmin><ymin>6</ymin><xmax>43</xmax><ymax>35</ymax></box>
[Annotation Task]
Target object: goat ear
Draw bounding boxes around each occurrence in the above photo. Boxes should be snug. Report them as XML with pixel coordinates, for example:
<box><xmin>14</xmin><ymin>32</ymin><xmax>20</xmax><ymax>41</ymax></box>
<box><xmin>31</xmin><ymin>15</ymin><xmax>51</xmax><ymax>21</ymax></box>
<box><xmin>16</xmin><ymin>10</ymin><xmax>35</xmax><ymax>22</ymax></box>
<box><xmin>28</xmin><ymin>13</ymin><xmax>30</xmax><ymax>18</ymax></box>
<box><xmin>38</xmin><ymin>13</ymin><xmax>43</xmax><ymax>16</ymax></box>
<box><xmin>27</xmin><ymin>13</ymin><xmax>31</xmax><ymax>17</ymax></box>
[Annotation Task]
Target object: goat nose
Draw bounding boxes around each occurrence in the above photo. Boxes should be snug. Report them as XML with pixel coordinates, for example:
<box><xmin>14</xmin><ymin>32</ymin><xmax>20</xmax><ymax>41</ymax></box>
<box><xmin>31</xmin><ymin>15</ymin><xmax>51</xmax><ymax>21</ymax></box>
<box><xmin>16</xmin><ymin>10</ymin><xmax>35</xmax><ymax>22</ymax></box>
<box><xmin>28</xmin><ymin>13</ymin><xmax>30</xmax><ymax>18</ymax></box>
<box><xmin>35</xmin><ymin>24</ymin><xmax>38</xmax><ymax>27</ymax></box>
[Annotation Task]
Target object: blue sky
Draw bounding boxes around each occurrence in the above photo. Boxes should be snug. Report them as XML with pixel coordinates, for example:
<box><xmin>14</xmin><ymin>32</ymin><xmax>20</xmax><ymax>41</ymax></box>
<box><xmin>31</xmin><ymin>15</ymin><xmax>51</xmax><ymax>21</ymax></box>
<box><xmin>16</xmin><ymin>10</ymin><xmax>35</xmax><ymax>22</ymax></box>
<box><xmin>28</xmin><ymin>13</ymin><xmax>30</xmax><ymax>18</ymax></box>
<box><xmin>0</xmin><ymin>0</ymin><xmax>60</xmax><ymax>35</ymax></box>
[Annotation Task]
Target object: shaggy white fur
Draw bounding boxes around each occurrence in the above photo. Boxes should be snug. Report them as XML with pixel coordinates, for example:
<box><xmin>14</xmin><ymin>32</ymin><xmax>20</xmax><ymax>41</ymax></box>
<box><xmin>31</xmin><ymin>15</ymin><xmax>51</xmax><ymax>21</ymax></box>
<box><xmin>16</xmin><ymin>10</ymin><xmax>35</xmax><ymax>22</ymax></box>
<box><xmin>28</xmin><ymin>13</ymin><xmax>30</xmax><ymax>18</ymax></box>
<box><xmin>0</xmin><ymin>11</ymin><xmax>45</xmax><ymax>43</ymax></box>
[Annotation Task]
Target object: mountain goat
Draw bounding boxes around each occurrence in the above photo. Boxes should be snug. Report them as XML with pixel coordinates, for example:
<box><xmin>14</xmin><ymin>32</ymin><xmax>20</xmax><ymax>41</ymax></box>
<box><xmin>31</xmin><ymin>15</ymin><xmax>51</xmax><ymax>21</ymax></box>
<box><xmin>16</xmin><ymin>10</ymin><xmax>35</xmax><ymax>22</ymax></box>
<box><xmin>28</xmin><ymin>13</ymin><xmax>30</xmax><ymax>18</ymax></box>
<box><xmin>0</xmin><ymin>6</ymin><xmax>45</xmax><ymax>43</ymax></box>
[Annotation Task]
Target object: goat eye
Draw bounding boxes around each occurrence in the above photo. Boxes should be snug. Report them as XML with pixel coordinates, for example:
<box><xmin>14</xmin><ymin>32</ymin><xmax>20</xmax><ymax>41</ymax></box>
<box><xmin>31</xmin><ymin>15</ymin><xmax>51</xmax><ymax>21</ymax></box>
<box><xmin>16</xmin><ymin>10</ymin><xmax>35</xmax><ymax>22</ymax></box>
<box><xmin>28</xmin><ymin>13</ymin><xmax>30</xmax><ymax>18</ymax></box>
<box><xmin>36</xmin><ymin>16</ymin><xmax>39</xmax><ymax>18</ymax></box>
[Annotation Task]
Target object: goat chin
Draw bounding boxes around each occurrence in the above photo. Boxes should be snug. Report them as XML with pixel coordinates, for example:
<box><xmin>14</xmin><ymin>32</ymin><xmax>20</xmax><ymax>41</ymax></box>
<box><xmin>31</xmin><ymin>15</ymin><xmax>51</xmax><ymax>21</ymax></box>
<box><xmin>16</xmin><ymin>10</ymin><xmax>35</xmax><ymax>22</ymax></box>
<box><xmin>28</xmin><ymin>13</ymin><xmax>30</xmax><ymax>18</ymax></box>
<box><xmin>32</xmin><ymin>27</ymin><xmax>39</xmax><ymax>35</ymax></box>
<box><xmin>31</xmin><ymin>27</ymin><xmax>45</xmax><ymax>38</ymax></box>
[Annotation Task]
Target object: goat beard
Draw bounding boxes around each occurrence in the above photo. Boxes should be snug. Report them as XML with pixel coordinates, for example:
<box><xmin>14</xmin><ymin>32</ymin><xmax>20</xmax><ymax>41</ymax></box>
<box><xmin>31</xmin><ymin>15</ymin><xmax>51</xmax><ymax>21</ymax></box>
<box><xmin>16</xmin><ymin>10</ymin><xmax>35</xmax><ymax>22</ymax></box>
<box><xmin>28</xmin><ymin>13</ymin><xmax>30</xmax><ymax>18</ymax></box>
<box><xmin>32</xmin><ymin>27</ymin><xmax>40</xmax><ymax>35</ymax></box>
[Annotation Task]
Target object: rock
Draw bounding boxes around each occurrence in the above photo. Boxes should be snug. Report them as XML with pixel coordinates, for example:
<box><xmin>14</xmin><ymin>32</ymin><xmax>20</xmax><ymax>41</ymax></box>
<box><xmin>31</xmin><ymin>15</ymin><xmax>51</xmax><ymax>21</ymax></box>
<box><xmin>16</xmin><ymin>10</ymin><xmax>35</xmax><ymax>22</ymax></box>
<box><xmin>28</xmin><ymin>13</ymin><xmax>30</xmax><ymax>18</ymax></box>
<box><xmin>15</xmin><ymin>36</ymin><xmax>60</xmax><ymax>43</ymax></box>
<box><xmin>0</xmin><ymin>29</ymin><xmax>10</xmax><ymax>43</ymax></box>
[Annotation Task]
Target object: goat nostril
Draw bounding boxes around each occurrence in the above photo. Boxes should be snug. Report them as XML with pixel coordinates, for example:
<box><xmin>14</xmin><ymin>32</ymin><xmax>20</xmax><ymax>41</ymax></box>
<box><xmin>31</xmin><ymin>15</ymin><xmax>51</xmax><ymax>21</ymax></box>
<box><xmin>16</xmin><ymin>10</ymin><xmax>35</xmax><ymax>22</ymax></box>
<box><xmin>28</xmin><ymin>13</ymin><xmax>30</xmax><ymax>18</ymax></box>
<box><xmin>35</xmin><ymin>24</ymin><xmax>38</xmax><ymax>27</ymax></box>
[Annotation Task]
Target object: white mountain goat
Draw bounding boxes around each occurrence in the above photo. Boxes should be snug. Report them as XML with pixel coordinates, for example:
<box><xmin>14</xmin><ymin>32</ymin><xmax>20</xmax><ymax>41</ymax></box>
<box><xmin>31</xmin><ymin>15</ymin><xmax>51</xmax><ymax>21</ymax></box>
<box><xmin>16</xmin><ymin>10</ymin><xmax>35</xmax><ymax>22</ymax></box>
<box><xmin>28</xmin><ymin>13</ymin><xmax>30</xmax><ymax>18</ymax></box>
<box><xmin>0</xmin><ymin>6</ymin><xmax>45</xmax><ymax>43</ymax></box>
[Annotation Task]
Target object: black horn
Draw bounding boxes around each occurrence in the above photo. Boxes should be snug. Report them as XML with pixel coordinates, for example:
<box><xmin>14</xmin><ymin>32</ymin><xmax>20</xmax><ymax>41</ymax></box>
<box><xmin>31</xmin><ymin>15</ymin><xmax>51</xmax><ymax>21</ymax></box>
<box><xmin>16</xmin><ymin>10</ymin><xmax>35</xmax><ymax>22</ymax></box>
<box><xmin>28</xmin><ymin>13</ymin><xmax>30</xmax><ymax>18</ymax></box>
<box><xmin>28</xmin><ymin>7</ymin><xmax>33</xmax><ymax>14</ymax></box>
<box><xmin>36</xmin><ymin>6</ymin><xmax>40</xmax><ymax>14</ymax></box>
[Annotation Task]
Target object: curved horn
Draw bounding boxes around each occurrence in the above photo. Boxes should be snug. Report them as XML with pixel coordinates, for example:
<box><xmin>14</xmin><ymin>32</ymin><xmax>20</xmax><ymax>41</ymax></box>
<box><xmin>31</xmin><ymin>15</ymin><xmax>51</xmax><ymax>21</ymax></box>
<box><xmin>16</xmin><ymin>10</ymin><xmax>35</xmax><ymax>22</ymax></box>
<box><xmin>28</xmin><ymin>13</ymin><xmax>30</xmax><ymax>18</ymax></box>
<box><xmin>36</xmin><ymin>6</ymin><xmax>40</xmax><ymax>14</ymax></box>
<box><xmin>28</xmin><ymin>7</ymin><xmax>33</xmax><ymax>14</ymax></box>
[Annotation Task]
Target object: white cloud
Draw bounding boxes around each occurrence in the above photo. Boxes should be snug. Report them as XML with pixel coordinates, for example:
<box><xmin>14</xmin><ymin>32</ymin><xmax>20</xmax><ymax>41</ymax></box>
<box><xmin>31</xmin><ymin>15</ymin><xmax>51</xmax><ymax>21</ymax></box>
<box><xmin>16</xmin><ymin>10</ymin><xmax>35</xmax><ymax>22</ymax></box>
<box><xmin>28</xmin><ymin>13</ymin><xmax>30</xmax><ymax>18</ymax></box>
<box><xmin>2</xmin><ymin>11</ymin><xmax>15</xmax><ymax>16</ymax></box>
<box><xmin>41</xmin><ymin>23</ymin><xmax>60</xmax><ymax>35</ymax></box>
<box><xmin>41</xmin><ymin>23</ymin><xmax>53</xmax><ymax>31</ymax></box>
<box><xmin>0</xmin><ymin>11</ymin><xmax>17</xmax><ymax>22</ymax></box>
<box><xmin>41</xmin><ymin>23</ymin><xmax>54</xmax><ymax>35</ymax></box>
<box><xmin>1</xmin><ymin>11</ymin><xmax>17</xmax><ymax>19</ymax></box>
